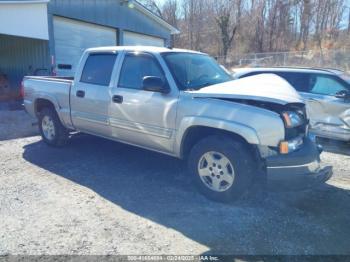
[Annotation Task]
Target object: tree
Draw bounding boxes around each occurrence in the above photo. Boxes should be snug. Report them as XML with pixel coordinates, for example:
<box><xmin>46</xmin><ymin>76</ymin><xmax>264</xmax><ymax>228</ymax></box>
<box><xmin>140</xmin><ymin>0</ymin><xmax>348</xmax><ymax>63</ymax></box>
<box><xmin>214</xmin><ymin>0</ymin><xmax>243</xmax><ymax>60</ymax></box>
<box><xmin>297</xmin><ymin>0</ymin><xmax>313</xmax><ymax>50</ymax></box>
<box><xmin>314</xmin><ymin>0</ymin><xmax>344</xmax><ymax>51</ymax></box>
<box><xmin>348</xmin><ymin>7</ymin><xmax>350</xmax><ymax>34</ymax></box>
<box><xmin>162</xmin><ymin>0</ymin><xmax>180</xmax><ymax>46</ymax></box>
<box><xmin>138</xmin><ymin>0</ymin><xmax>163</xmax><ymax>18</ymax></box>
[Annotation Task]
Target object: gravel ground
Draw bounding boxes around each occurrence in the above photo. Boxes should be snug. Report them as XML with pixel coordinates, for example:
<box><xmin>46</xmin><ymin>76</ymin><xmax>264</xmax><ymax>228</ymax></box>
<box><xmin>0</xmin><ymin>110</ymin><xmax>350</xmax><ymax>255</ymax></box>
<box><xmin>0</xmin><ymin>109</ymin><xmax>38</xmax><ymax>141</ymax></box>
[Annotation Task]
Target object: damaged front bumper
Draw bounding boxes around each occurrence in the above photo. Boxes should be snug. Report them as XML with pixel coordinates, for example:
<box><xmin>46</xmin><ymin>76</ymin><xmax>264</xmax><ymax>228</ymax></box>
<box><xmin>265</xmin><ymin>138</ymin><xmax>333</xmax><ymax>189</ymax></box>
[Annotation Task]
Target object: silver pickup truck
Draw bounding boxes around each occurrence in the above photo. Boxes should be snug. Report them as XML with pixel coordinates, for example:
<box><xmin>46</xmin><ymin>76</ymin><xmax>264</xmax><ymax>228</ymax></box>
<box><xmin>23</xmin><ymin>46</ymin><xmax>332</xmax><ymax>202</ymax></box>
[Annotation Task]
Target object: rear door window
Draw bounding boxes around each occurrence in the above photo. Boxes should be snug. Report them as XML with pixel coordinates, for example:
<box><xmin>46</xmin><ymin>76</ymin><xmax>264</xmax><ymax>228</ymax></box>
<box><xmin>276</xmin><ymin>72</ymin><xmax>311</xmax><ymax>92</ymax></box>
<box><xmin>80</xmin><ymin>53</ymin><xmax>117</xmax><ymax>86</ymax></box>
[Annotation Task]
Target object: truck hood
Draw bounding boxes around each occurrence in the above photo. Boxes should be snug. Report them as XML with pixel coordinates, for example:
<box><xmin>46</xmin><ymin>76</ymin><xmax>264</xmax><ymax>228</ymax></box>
<box><xmin>186</xmin><ymin>74</ymin><xmax>303</xmax><ymax>105</ymax></box>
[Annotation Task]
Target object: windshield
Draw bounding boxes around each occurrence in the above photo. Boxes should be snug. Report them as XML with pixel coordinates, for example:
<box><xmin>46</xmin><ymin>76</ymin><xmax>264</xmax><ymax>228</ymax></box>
<box><xmin>162</xmin><ymin>52</ymin><xmax>233</xmax><ymax>91</ymax></box>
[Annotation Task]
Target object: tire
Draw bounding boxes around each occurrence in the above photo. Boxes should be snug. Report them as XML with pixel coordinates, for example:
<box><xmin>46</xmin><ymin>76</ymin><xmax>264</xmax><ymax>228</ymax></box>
<box><xmin>38</xmin><ymin>107</ymin><xmax>69</xmax><ymax>147</ymax></box>
<box><xmin>188</xmin><ymin>135</ymin><xmax>256</xmax><ymax>203</ymax></box>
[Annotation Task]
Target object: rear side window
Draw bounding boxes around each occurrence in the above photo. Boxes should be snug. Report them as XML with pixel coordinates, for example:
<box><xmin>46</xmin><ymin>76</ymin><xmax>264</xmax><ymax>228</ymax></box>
<box><xmin>80</xmin><ymin>53</ymin><xmax>117</xmax><ymax>86</ymax></box>
<box><xmin>276</xmin><ymin>72</ymin><xmax>311</xmax><ymax>92</ymax></box>
<box><xmin>118</xmin><ymin>53</ymin><xmax>165</xmax><ymax>90</ymax></box>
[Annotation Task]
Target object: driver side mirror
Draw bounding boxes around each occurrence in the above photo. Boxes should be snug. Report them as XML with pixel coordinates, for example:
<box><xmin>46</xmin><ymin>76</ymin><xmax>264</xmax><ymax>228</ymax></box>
<box><xmin>335</xmin><ymin>90</ymin><xmax>350</xmax><ymax>100</ymax></box>
<box><xmin>142</xmin><ymin>76</ymin><xmax>170</xmax><ymax>94</ymax></box>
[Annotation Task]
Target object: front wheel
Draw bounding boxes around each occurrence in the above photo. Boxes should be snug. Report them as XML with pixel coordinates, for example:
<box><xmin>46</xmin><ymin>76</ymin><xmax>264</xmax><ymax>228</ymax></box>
<box><xmin>38</xmin><ymin>107</ymin><xmax>68</xmax><ymax>147</ymax></box>
<box><xmin>188</xmin><ymin>135</ymin><xmax>256</xmax><ymax>203</ymax></box>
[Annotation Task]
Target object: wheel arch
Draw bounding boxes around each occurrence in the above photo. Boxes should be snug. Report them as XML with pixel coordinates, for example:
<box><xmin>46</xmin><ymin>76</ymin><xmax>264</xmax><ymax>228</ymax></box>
<box><xmin>34</xmin><ymin>98</ymin><xmax>57</xmax><ymax>117</ymax></box>
<box><xmin>177</xmin><ymin>117</ymin><xmax>261</xmax><ymax>160</ymax></box>
<box><xmin>34</xmin><ymin>97</ymin><xmax>69</xmax><ymax>129</ymax></box>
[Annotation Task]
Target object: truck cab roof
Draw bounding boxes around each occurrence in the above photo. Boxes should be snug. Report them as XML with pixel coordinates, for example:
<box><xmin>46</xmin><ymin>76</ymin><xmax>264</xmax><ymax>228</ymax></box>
<box><xmin>86</xmin><ymin>46</ymin><xmax>205</xmax><ymax>55</ymax></box>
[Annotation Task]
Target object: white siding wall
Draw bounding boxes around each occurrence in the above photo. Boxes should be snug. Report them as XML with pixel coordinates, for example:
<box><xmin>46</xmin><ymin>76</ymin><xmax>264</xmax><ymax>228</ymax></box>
<box><xmin>0</xmin><ymin>2</ymin><xmax>49</xmax><ymax>40</ymax></box>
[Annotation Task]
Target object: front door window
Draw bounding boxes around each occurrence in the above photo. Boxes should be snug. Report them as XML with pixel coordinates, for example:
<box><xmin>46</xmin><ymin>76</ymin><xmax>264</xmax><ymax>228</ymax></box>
<box><xmin>308</xmin><ymin>75</ymin><xmax>348</xmax><ymax>96</ymax></box>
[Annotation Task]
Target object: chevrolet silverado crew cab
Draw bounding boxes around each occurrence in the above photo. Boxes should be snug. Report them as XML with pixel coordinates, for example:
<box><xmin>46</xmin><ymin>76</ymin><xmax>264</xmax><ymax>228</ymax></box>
<box><xmin>23</xmin><ymin>46</ymin><xmax>332</xmax><ymax>202</ymax></box>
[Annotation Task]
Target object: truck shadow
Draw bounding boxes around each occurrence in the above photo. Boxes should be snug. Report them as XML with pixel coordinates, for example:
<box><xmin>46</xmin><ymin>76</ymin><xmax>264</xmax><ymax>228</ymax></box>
<box><xmin>22</xmin><ymin>134</ymin><xmax>350</xmax><ymax>255</ymax></box>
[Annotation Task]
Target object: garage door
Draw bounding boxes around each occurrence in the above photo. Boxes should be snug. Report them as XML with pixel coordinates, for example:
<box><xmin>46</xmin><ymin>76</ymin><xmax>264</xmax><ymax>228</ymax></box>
<box><xmin>0</xmin><ymin>1</ymin><xmax>49</xmax><ymax>40</ymax></box>
<box><xmin>53</xmin><ymin>16</ymin><xmax>117</xmax><ymax>76</ymax></box>
<box><xmin>123</xmin><ymin>31</ymin><xmax>165</xmax><ymax>47</ymax></box>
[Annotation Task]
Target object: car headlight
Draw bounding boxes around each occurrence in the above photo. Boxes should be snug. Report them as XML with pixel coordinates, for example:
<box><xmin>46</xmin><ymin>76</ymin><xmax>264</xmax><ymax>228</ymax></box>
<box><xmin>282</xmin><ymin>111</ymin><xmax>303</xmax><ymax>128</ymax></box>
<box><xmin>279</xmin><ymin>135</ymin><xmax>304</xmax><ymax>154</ymax></box>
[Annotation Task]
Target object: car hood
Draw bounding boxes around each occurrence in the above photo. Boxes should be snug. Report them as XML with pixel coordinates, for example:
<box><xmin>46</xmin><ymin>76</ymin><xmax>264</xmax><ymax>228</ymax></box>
<box><xmin>186</xmin><ymin>74</ymin><xmax>303</xmax><ymax>105</ymax></box>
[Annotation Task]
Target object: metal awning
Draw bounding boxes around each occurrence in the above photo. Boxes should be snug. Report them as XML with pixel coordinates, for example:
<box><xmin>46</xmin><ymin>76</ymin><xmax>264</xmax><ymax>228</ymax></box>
<box><xmin>0</xmin><ymin>0</ymin><xmax>49</xmax><ymax>40</ymax></box>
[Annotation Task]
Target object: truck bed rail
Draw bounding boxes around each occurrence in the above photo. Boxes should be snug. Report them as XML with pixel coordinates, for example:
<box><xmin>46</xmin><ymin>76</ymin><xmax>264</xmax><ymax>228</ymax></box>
<box><xmin>24</xmin><ymin>76</ymin><xmax>74</xmax><ymax>83</ymax></box>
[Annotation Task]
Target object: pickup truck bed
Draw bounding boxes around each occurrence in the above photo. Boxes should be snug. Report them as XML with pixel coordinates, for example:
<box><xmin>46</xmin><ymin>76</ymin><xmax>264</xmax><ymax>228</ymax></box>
<box><xmin>23</xmin><ymin>76</ymin><xmax>74</xmax><ymax>129</ymax></box>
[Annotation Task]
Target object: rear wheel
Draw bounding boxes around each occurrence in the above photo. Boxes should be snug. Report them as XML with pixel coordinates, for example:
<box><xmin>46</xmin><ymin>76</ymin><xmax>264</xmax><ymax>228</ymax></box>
<box><xmin>38</xmin><ymin>107</ymin><xmax>68</xmax><ymax>147</ymax></box>
<box><xmin>188</xmin><ymin>135</ymin><xmax>256</xmax><ymax>202</ymax></box>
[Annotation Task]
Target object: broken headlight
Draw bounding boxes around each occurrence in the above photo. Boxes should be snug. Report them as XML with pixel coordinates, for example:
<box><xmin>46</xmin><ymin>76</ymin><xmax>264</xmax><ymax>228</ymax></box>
<box><xmin>282</xmin><ymin>111</ymin><xmax>303</xmax><ymax>128</ymax></box>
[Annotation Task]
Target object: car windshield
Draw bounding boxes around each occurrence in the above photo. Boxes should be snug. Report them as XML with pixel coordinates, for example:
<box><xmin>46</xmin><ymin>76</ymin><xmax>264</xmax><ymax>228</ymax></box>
<box><xmin>162</xmin><ymin>52</ymin><xmax>233</xmax><ymax>91</ymax></box>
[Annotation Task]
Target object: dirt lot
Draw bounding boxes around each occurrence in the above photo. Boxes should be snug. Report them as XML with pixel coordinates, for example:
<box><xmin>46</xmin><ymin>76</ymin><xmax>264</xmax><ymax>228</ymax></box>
<box><xmin>0</xmin><ymin>110</ymin><xmax>350</xmax><ymax>256</ymax></box>
<box><xmin>0</xmin><ymin>106</ymin><xmax>37</xmax><ymax>141</ymax></box>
